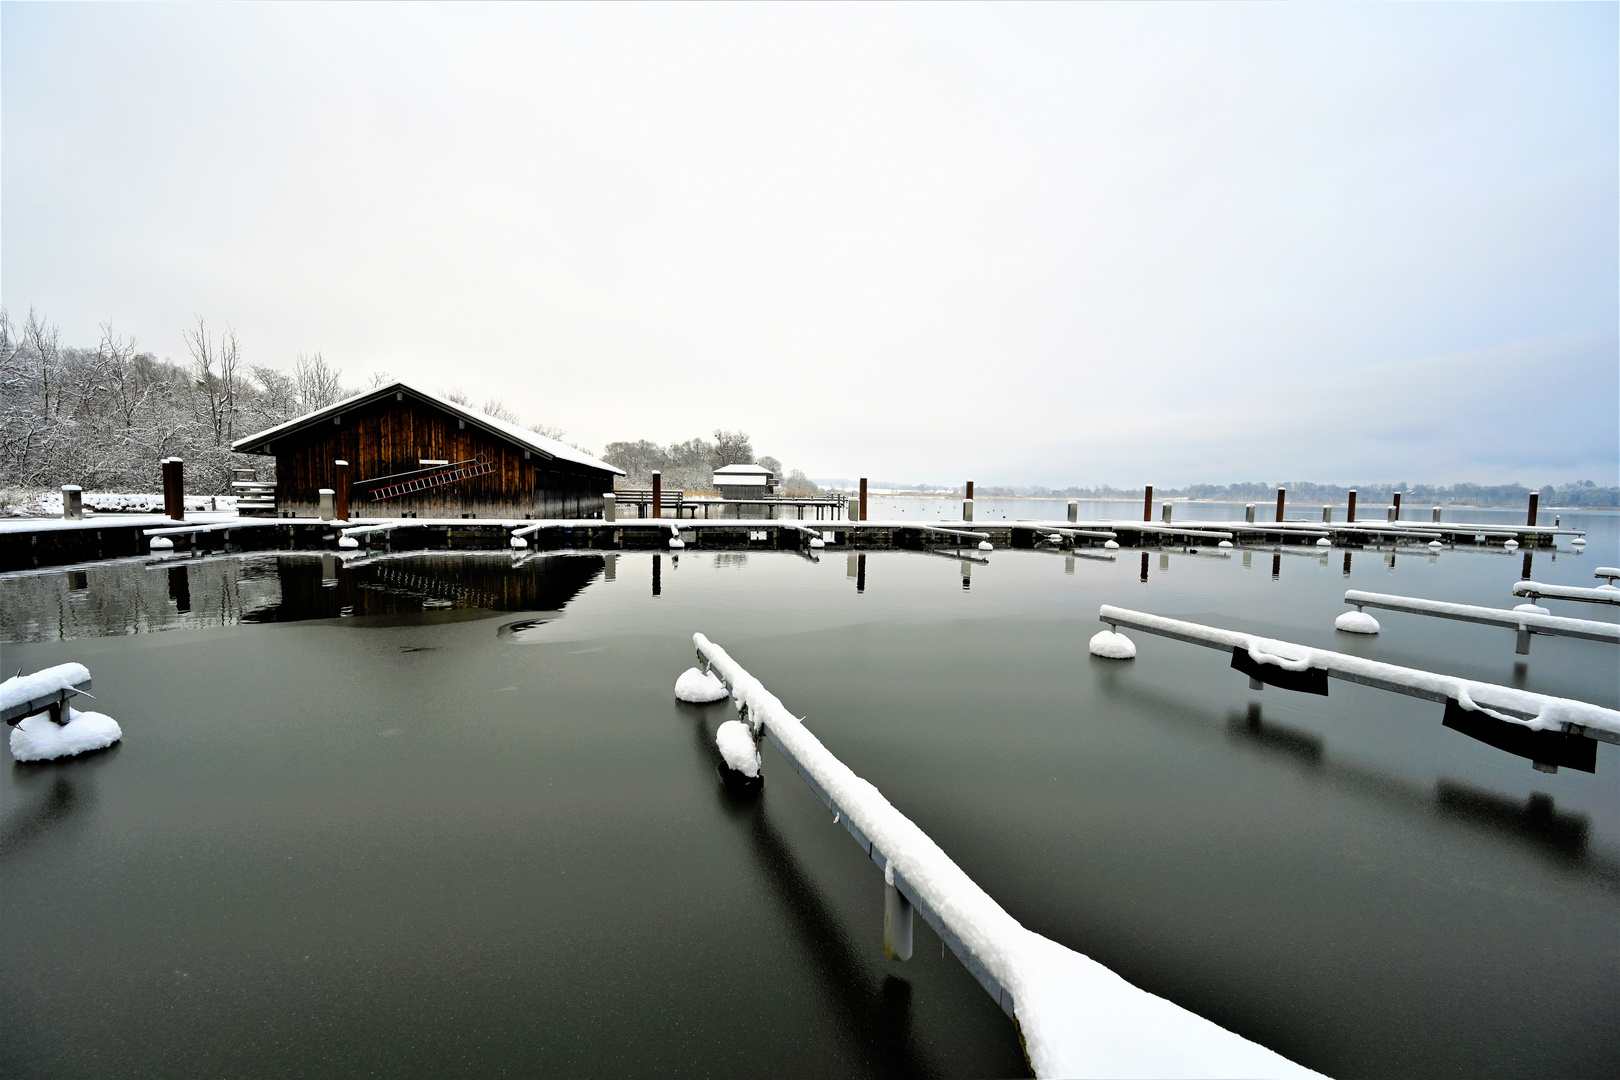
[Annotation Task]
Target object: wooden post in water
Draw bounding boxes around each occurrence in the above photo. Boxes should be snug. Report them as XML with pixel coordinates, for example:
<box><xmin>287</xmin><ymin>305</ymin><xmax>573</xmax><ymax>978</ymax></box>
<box><xmin>1346</xmin><ymin>490</ymin><xmax>1357</xmax><ymax>523</ymax></box>
<box><xmin>965</xmin><ymin>479</ymin><xmax>974</xmax><ymax>501</ymax></box>
<box><xmin>1391</xmin><ymin>492</ymin><xmax>1402</xmax><ymax>521</ymax></box>
<box><xmin>1342</xmin><ymin>551</ymin><xmax>1352</xmax><ymax>577</ymax></box>
<box><xmin>161</xmin><ymin>457</ymin><xmax>185</xmax><ymax>521</ymax></box>
<box><xmin>1322</xmin><ymin>505</ymin><xmax>1332</xmax><ymax>523</ymax></box>
<box><xmin>1245</xmin><ymin>503</ymin><xmax>1255</xmax><ymax>524</ymax></box>
<box><xmin>1068</xmin><ymin>500</ymin><xmax>1078</xmax><ymax>523</ymax></box>
<box><xmin>857</xmin><ymin>553</ymin><xmax>867</xmax><ymax>593</ymax></box>
<box><xmin>653</xmin><ymin>554</ymin><xmax>661</xmax><ymax>596</ymax></box>
<box><xmin>1432</xmin><ymin>507</ymin><xmax>1442</xmax><ymax>524</ymax></box>
<box><xmin>1527</xmin><ymin>490</ymin><xmax>1539</xmax><ymax>527</ymax></box>
<box><xmin>652</xmin><ymin>471</ymin><xmax>662</xmax><ymax>519</ymax></box>
<box><xmin>963</xmin><ymin>479</ymin><xmax>974</xmax><ymax>522</ymax></box>
<box><xmin>1140</xmin><ymin>551</ymin><xmax>1148</xmax><ymax>581</ymax></box>
<box><xmin>1162</xmin><ymin>503</ymin><xmax>1172</xmax><ymax>524</ymax></box>
<box><xmin>1143</xmin><ymin>485</ymin><xmax>1153</xmax><ymax>522</ymax></box>
<box><xmin>859</xmin><ymin>478</ymin><xmax>868</xmax><ymax>523</ymax></box>
<box><xmin>1275</xmin><ymin>488</ymin><xmax>1286</xmax><ymax>523</ymax></box>
<box><xmin>334</xmin><ymin>460</ymin><xmax>350</xmax><ymax>522</ymax></box>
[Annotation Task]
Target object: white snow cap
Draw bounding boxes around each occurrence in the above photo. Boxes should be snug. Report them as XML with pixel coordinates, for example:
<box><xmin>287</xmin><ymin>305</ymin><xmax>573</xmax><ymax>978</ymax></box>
<box><xmin>1103</xmin><ymin>540</ymin><xmax>1120</xmax><ymax>550</ymax></box>
<box><xmin>1217</xmin><ymin>540</ymin><xmax>1234</xmax><ymax>549</ymax></box>
<box><xmin>1</xmin><ymin>664</ymin><xmax>91</xmax><ymax>714</ymax></box>
<box><xmin>149</xmin><ymin>536</ymin><xmax>174</xmax><ymax>550</ymax></box>
<box><xmin>977</xmin><ymin>540</ymin><xmax>993</xmax><ymax>551</ymax></box>
<box><xmin>1089</xmin><ymin>631</ymin><xmax>1137</xmax><ymax>659</ymax></box>
<box><xmin>674</xmin><ymin>667</ymin><xmax>729</xmax><ymax>704</ymax></box>
<box><xmin>668</xmin><ymin>537</ymin><xmax>686</xmax><ymax>550</ymax></box>
<box><xmin>338</xmin><ymin>536</ymin><xmax>360</xmax><ymax>550</ymax></box>
<box><xmin>1513</xmin><ymin>603</ymin><xmax>1551</xmax><ymax>615</ymax></box>
<box><xmin>1427</xmin><ymin>540</ymin><xmax>1443</xmax><ymax>550</ymax></box>
<box><xmin>1335</xmin><ymin>610</ymin><xmax>1380</xmax><ymax>635</ymax></box>
<box><xmin>1315</xmin><ymin>538</ymin><xmax>1331</xmax><ymax>547</ymax></box>
<box><xmin>10</xmin><ymin>707</ymin><xmax>122</xmax><ymax>761</ymax></box>
<box><xmin>715</xmin><ymin>719</ymin><xmax>760</xmax><ymax>776</ymax></box>
<box><xmin>809</xmin><ymin>537</ymin><xmax>826</xmax><ymax>549</ymax></box>
<box><xmin>1504</xmin><ymin>539</ymin><xmax>1520</xmax><ymax>550</ymax></box>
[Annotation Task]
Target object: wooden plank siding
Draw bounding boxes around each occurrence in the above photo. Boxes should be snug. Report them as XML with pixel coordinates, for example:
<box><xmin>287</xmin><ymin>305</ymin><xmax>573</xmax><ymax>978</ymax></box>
<box><xmin>259</xmin><ymin>396</ymin><xmax>611</xmax><ymax>519</ymax></box>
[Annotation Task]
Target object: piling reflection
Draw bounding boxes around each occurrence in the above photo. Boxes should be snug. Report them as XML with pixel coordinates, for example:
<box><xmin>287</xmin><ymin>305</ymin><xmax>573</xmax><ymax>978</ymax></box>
<box><xmin>0</xmin><ymin>750</ymin><xmax>117</xmax><ymax>863</ymax></box>
<box><xmin>1225</xmin><ymin>703</ymin><xmax>1324</xmax><ymax>765</ymax></box>
<box><xmin>689</xmin><ymin>716</ymin><xmax>967</xmax><ymax>1079</ymax></box>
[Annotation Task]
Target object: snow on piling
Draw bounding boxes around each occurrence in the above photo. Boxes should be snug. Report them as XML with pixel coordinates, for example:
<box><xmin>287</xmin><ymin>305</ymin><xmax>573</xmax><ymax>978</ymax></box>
<box><xmin>1088</xmin><ymin>631</ymin><xmax>1137</xmax><ymax>659</ymax></box>
<box><xmin>1334</xmin><ymin>610</ymin><xmax>1380</xmax><ymax>634</ymax></box>
<box><xmin>691</xmin><ymin>632</ymin><xmax>1320</xmax><ymax>1079</ymax></box>
<box><xmin>714</xmin><ymin>719</ymin><xmax>761</xmax><ymax>777</ymax></box>
<box><xmin>674</xmin><ymin>667</ymin><xmax>729</xmax><ymax>704</ymax></box>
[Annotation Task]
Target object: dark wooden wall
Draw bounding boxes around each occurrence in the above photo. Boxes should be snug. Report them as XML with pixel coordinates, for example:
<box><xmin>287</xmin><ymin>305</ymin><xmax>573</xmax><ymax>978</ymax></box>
<box><xmin>261</xmin><ymin>396</ymin><xmax>612</xmax><ymax>519</ymax></box>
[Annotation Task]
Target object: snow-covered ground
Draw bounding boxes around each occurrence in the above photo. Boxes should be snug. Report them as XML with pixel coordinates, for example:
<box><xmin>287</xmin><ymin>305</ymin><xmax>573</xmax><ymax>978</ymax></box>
<box><xmin>2</xmin><ymin>489</ymin><xmax>240</xmax><ymax>517</ymax></box>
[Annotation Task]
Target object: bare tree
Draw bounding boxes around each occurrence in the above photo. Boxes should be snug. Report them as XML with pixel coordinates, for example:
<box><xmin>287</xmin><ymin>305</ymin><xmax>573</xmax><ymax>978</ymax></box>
<box><xmin>712</xmin><ymin>429</ymin><xmax>754</xmax><ymax>469</ymax></box>
<box><xmin>528</xmin><ymin>420</ymin><xmax>567</xmax><ymax>441</ymax></box>
<box><xmin>294</xmin><ymin>352</ymin><xmax>344</xmax><ymax>411</ymax></box>
<box><xmin>481</xmin><ymin>397</ymin><xmax>521</xmax><ymax>424</ymax></box>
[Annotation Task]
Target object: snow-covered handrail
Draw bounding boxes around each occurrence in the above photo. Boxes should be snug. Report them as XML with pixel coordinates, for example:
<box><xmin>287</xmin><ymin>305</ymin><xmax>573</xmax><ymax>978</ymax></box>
<box><xmin>1</xmin><ymin>664</ymin><xmax>91</xmax><ymax>725</ymax></box>
<box><xmin>1596</xmin><ymin>568</ymin><xmax>1620</xmax><ymax>584</ymax></box>
<box><xmin>142</xmin><ymin>519</ymin><xmax>264</xmax><ymax>537</ymax></box>
<box><xmin>1097</xmin><ymin>605</ymin><xmax>1619</xmax><ymax>743</ymax></box>
<box><xmin>1011</xmin><ymin>523</ymin><xmax>1119</xmax><ymax>540</ymax></box>
<box><xmin>1344</xmin><ymin>590</ymin><xmax>1619</xmax><ymax>643</ymax></box>
<box><xmin>914</xmin><ymin>524</ymin><xmax>991</xmax><ymax>542</ymax></box>
<box><xmin>1512</xmin><ymin>581</ymin><xmax>1620</xmax><ymax>607</ymax></box>
<box><xmin>692</xmin><ymin>632</ymin><xmax>1323</xmax><ymax>1080</ymax></box>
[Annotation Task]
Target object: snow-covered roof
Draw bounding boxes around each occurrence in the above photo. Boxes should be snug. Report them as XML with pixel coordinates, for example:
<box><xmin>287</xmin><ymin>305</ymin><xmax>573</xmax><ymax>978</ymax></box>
<box><xmin>231</xmin><ymin>381</ymin><xmax>624</xmax><ymax>476</ymax></box>
<box><xmin>714</xmin><ymin>463</ymin><xmax>772</xmax><ymax>478</ymax></box>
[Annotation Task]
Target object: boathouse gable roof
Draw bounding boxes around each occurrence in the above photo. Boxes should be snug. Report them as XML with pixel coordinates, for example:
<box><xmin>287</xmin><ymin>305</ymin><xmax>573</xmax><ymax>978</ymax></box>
<box><xmin>231</xmin><ymin>381</ymin><xmax>625</xmax><ymax>476</ymax></box>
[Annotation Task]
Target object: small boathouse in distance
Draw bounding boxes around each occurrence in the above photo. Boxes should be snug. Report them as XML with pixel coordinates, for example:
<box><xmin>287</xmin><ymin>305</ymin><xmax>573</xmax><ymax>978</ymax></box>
<box><xmin>230</xmin><ymin>381</ymin><xmax>624</xmax><ymax>519</ymax></box>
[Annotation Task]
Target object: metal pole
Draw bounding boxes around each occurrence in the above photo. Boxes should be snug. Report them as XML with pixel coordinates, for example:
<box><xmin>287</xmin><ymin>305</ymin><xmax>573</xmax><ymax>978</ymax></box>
<box><xmin>1143</xmin><ymin>485</ymin><xmax>1153</xmax><ymax>522</ymax></box>
<box><xmin>884</xmin><ymin>880</ymin><xmax>914</xmax><ymax>960</ymax></box>
<box><xmin>962</xmin><ymin>498</ymin><xmax>974</xmax><ymax>522</ymax></box>
<box><xmin>1245</xmin><ymin>504</ymin><xmax>1255</xmax><ymax>524</ymax></box>
<box><xmin>1162</xmin><ymin>502</ymin><xmax>1172</xmax><ymax>524</ymax></box>
<box><xmin>1432</xmin><ymin>507</ymin><xmax>1442</xmax><ymax>524</ymax></box>
<box><xmin>652</xmin><ymin>471</ymin><xmax>662</xmax><ymax>519</ymax></box>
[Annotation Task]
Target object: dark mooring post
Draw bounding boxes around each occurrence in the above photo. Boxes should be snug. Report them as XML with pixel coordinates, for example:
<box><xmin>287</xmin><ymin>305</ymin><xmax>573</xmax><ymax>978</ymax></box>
<box><xmin>652</xmin><ymin>471</ymin><xmax>662</xmax><ymax>519</ymax></box>
<box><xmin>1527</xmin><ymin>490</ymin><xmax>1539</xmax><ymax>527</ymax></box>
<box><xmin>1140</xmin><ymin>551</ymin><xmax>1149</xmax><ymax>582</ymax></box>
<box><xmin>963</xmin><ymin>479</ymin><xmax>974</xmax><ymax>522</ymax></box>
<box><xmin>653</xmin><ymin>553</ymin><xmax>662</xmax><ymax>596</ymax></box>
<box><xmin>1275</xmin><ymin>488</ymin><xmax>1287</xmax><ymax>523</ymax></box>
<box><xmin>1391</xmin><ymin>491</ymin><xmax>1402</xmax><ymax>522</ymax></box>
<box><xmin>161</xmin><ymin>457</ymin><xmax>185</xmax><ymax>521</ymax></box>
<box><xmin>1342</xmin><ymin>551</ymin><xmax>1352</xmax><ymax>577</ymax></box>
<box><xmin>1143</xmin><ymin>485</ymin><xmax>1153</xmax><ymax>522</ymax></box>
<box><xmin>334</xmin><ymin>459</ymin><xmax>350</xmax><ymax>522</ymax></box>
<box><xmin>1346</xmin><ymin>489</ymin><xmax>1357</xmax><ymax>523</ymax></box>
<box><xmin>859</xmin><ymin>478</ymin><xmax>868</xmax><ymax>523</ymax></box>
<box><xmin>857</xmin><ymin>553</ymin><xmax>867</xmax><ymax>593</ymax></box>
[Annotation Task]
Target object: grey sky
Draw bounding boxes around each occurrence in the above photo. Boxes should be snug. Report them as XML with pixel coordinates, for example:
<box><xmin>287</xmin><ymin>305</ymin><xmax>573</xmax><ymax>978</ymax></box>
<box><xmin>3</xmin><ymin>2</ymin><xmax>1615</xmax><ymax>487</ymax></box>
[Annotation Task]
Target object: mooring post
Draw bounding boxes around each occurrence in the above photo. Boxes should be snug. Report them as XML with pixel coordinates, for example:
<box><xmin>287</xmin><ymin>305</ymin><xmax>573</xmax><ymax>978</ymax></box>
<box><xmin>1275</xmin><ymin>488</ymin><xmax>1286</xmax><ymax>523</ymax></box>
<box><xmin>62</xmin><ymin>485</ymin><xmax>83</xmax><ymax>521</ymax></box>
<box><xmin>859</xmin><ymin>478</ymin><xmax>868</xmax><ymax>523</ymax></box>
<box><xmin>1390</xmin><ymin>492</ymin><xmax>1402</xmax><ymax>522</ymax></box>
<box><xmin>1346</xmin><ymin>489</ymin><xmax>1357</xmax><ymax>523</ymax></box>
<box><xmin>1143</xmin><ymin>485</ymin><xmax>1153</xmax><ymax>522</ymax></box>
<box><xmin>1068</xmin><ymin>500</ymin><xmax>1078</xmax><ymax>523</ymax></box>
<box><xmin>884</xmin><ymin>877</ymin><xmax>914</xmax><ymax>961</ymax></box>
<box><xmin>1527</xmin><ymin>490</ymin><xmax>1539</xmax><ymax>527</ymax></box>
<box><xmin>161</xmin><ymin>457</ymin><xmax>185</xmax><ymax>521</ymax></box>
<box><xmin>1161</xmin><ymin>502</ymin><xmax>1172</xmax><ymax>525</ymax></box>
<box><xmin>965</xmin><ymin>479</ymin><xmax>974</xmax><ymax>502</ymax></box>
<box><xmin>334</xmin><ymin>460</ymin><xmax>350</xmax><ymax>522</ymax></box>
<box><xmin>652</xmin><ymin>472</ymin><xmax>662</xmax><ymax>519</ymax></box>
<box><xmin>1245</xmin><ymin>503</ymin><xmax>1256</xmax><ymax>524</ymax></box>
<box><xmin>1432</xmin><ymin>506</ymin><xmax>1442</xmax><ymax>524</ymax></box>
<box><xmin>1322</xmin><ymin>505</ymin><xmax>1332</xmax><ymax>523</ymax></box>
<box><xmin>604</xmin><ymin>492</ymin><xmax>616</xmax><ymax>523</ymax></box>
<box><xmin>963</xmin><ymin>498</ymin><xmax>974</xmax><ymax>522</ymax></box>
<box><xmin>319</xmin><ymin>488</ymin><xmax>336</xmax><ymax>522</ymax></box>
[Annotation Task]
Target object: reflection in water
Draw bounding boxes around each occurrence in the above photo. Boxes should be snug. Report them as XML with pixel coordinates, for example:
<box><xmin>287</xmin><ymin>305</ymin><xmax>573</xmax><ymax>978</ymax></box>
<box><xmin>652</xmin><ymin>554</ymin><xmax>661</xmax><ymax>597</ymax></box>
<box><xmin>168</xmin><ymin>565</ymin><xmax>191</xmax><ymax>613</ymax></box>
<box><xmin>245</xmin><ymin>552</ymin><xmax>605</xmax><ymax>623</ymax></box>
<box><xmin>1435</xmin><ymin>781</ymin><xmax>1590</xmax><ymax>860</ymax></box>
<box><xmin>688</xmin><ymin>715</ymin><xmax>971</xmax><ymax>1080</ymax></box>
<box><xmin>1226</xmin><ymin>704</ymin><xmax>1324</xmax><ymax>766</ymax></box>
<box><xmin>858</xmin><ymin>554</ymin><xmax>867</xmax><ymax>593</ymax></box>
<box><xmin>1140</xmin><ymin>552</ymin><xmax>1149</xmax><ymax>582</ymax></box>
<box><xmin>1342</xmin><ymin>551</ymin><xmax>1352</xmax><ymax>577</ymax></box>
<box><xmin>0</xmin><ymin>762</ymin><xmax>107</xmax><ymax>863</ymax></box>
<box><xmin>1271</xmin><ymin>553</ymin><xmax>1281</xmax><ymax>580</ymax></box>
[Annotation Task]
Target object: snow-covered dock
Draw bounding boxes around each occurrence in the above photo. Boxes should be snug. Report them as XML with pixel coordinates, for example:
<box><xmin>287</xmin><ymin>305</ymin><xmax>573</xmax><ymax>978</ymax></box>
<box><xmin>690</xmin><ymin>633</ymin><xmax>1322</xmax><ymax>1080</ymax></box>
<box><xmin>1343</xmin><ymin>589</ymin><xmax>1620</xmax><ymax>652</ymax></box>
<box><xmin>1096</xmin><ymin>605</ymin><xmax>1617</xmax><ymax>771</ymax></box>
<box><xmin>1511</xmin><ymin>581</ymin><xmax>1620</xmax><ymax>607</ymax></box>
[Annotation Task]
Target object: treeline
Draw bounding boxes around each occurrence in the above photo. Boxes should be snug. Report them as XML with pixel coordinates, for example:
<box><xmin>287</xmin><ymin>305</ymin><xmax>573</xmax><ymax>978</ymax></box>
<box><xmin>603</xmin><ymin>434</ymin><xmax>819</xmax><ymax>495</ymax></box>
<box><xmin>971</xmin><ymin>480</ymin><xmax>1619</xmax><ymax>507</ymax></box>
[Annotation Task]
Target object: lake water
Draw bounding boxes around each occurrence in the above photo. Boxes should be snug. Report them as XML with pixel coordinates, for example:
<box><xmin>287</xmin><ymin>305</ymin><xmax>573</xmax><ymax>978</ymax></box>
<box><xmin>2</xmin><ymin>500</ymin><xmax>1616</xmax><ymax>1079</ymax></box>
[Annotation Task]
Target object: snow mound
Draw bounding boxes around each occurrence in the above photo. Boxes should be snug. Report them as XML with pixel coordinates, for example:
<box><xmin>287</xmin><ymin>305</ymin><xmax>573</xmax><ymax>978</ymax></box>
<box><xmin>809</xmin><ymin>537</ymin><xmax>825</xmax><ymax>548</ymax></box>
<box><xmin>1315</xmin><ymin>538</ymin><xmax>1331</xmax><ymax>547</ymax></box>
<box><xmin>1513</xmin><ymin>603</ymin><xmax>1550</xmax><ymax>615</ymax></box>
<box><xmin>977</xmin><ymin>540</ymin><xmax>993</xmax><ymax>551</ymax></box>
<box><xmin>668</xmin><ymin>537</ymin><xmax>685</xmax><ymax>549</ymax></box>
<box><xmin>1089</xmin><ymin>630</ymin><xmax>1137</xmax><ymax>659</ymax></box>
<box><xmin>1571</xmin><ymin>538</ymin><xmax>1587</xmax><ymax>547</ymax></box>
<box><xmin>1217</xmin><ymin>540</ymin><xmax>1233</xmax><ymax>549</ymax></box>
<box><xmin>1504</xmin><ymin>539</ymin><xmax>1520</xmax><ymax>550</ymax></box>
<box><xmin>1103</xmin><ymin>540</ymin><xmax>1120</xmax><ymax>550</ymax></box>
<box><xmin>1335</xmin><ymin>610</ymin><xmax>1380</xmax><ymax>634</ymax></box>
<box><xmin>338</xmin><ymin>536</ymin><xmax>360</xmax><ymax>550</ymax></box>
<box><xmin>509</xmin><ymin>536</ymin><xmax>528</xmax><ymax>549</ymax></box>
<box><xmin>149</xmin><ymin>536</ymin><xmax>174</xmax><ymax>550</ymax></box>
<box><xmin>674</xmin><ymin>667</ymin><xmax>729</xmax><ymax>704</ymax></box>
<box><xmin>10</xmin><ymin>707</ymin><xmax>122</xmax><ymax>761</ymax></box>
<box><xmin>715</xmin><ymin>719</ymin><xmax>760</xmax><ymax>776</ymax></box>
<box><xmin>1427</xmin><ymin>540</ymin><xmax>1443</xmax><ymax>549</ymax></box>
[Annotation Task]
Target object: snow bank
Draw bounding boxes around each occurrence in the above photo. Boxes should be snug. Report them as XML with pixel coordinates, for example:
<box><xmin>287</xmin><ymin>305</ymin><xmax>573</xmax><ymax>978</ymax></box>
<box><xmin>1</xmin><ymin>664</ymin><xmax>91</xmax><ymax>714</ymax></box>
<box><xmin>1335</xmin><ymin>611</ymin><xmax>1380</xmax><ymax>634</ymax></box>
<box><xmin>10</xmin><ymin>707</ymin><xmax>122</xmax><ymax>761</ymax></box>
<box><xmin>714</xmin><ymin>719</ymin><xmax>760</xmax><ymax>776</ymax></box>
<box><xmin>674</xmin><ymin>667</ymin><xmax>729</xmax><ymax>703</ymax></box>
<box><xmin>2</xmin><ymin>490</ymin><xmax>240</xmax><ymax>517</ymax></box>
<box><xmin>1089</xmin><ymin>631</ymin><xmax>1137</xmax><ymax>659</ymax></box>
<box><xmin>694</xmin><ymin>633</ymin><xmax>1320</xmax><ymax>1080</ymax></box>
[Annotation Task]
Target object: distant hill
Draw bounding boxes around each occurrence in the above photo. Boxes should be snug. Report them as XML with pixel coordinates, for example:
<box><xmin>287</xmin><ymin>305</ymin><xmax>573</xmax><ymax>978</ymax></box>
<box><xmin>813</xmin><ymin>479</ymin><xmax>1618</xmax><ymax>508</ymax></box>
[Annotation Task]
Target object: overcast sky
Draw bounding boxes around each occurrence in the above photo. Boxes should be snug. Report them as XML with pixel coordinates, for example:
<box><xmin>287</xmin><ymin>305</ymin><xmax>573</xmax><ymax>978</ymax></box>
<box><xmin>4</xmin><ymin>2</ymin><xmax>1615</xmax><ymax>487</ymax></box>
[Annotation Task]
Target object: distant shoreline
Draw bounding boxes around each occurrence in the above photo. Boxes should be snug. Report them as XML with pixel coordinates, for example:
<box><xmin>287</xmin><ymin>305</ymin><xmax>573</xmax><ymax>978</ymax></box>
<box><xmin>850</xmin><ymin>491</ymin><xmax>1617</xmax><ymax>512</ymax></box>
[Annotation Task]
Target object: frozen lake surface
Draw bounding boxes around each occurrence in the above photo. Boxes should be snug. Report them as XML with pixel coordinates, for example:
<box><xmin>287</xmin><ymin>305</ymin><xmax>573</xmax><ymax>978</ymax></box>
<box><xmin>2</xmin><ymin>501</ymin><xmax>1616</xmax><ymax>1079</ymax></box>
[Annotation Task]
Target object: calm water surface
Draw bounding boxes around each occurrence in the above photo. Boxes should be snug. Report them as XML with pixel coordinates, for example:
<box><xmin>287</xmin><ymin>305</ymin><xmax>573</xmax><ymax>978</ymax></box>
<box><xmin>2</xmin><ymin>501</ymin><xmax>1616</xmax><ymax>1079</ymax></box>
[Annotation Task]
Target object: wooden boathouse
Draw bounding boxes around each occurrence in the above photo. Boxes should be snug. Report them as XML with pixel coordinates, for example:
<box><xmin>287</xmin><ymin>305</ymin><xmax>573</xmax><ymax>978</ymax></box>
<box><xmin>230</xmin><ymin>381</ymin><xmax>624</xmax><ymax>519</ymax></box>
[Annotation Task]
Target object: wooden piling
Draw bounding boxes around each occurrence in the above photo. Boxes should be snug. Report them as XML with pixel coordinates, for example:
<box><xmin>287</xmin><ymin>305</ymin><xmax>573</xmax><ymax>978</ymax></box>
<box><xmin>1432</xmin><ymin>507</ymin><xmax>1442</xmax><ymax>524</ymax></box>
<box><xmin>161</xmin><ymin>458</ymin><xmax>185</xmax><ymax>521</ymax></box>
<box><xmin>334</xmin><ymin>460</ymin><xmax>350</xmax><ymax>522</ymax></box>
<box><xmin>965</xmin><ymin>479</ymin><xmax>974</xmax><ymax>502</ymax></box>
<box><xmin>1068</xmin><ymin>500</ymin><xmax>1078</xmax><ymax>524</ymax></box>
<box><xmin>1392</xmin><ymin>492</ymin><xmax>1402</xmax><ymax>520</ymax></box>
<box><xmin>1161</xmin><ymin>503</ymin><xmax>1172</xmax><ymax>525</ymax></box>
<box><xmin>1245</xmin><ymin>503</ymin><xmax>1255</xmax><ymax>524</ymax></box>
<box><xmin>1346</xmin><ymin>489</ymin><xmax>1357</xmax><ymax>523</ymax></box>
<box><xmin>1322</xmin><ymin>505</ymin><xmax>1332</xmax><ymax>524</ymax></box>
<box><xmin>1527</xmin><ymin>490</ymin><xmax>1539</xmax><ymax>527</ymax></box>
<box><xmin>1275</xmin><ymin>488</ymin><xmax>1286</xmax><ymax>524</ymax></box>
<box><xmin>859</xmin><ymin>478</ymin><xmax>868</xmax><ymax>523</ymax></box>
<box><xmin>652</xmin><ymin>471</ymin><xmax>662</xmax><ymax>519</ymax></box>
<box><xmin>1143</xmin><ymin>485</ymin><xmax>1153</xmax><ymax>522</ymax></box>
